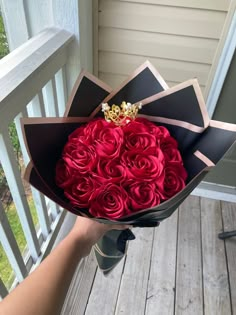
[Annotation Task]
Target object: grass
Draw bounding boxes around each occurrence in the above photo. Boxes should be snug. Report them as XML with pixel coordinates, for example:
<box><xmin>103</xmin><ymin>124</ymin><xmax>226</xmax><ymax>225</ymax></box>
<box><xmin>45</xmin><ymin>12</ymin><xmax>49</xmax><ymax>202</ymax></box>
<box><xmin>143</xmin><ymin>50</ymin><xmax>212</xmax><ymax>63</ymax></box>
<box><xmin>0</xmin><ymin>197</ymin><xmax>38</xmax><ymax>287</ymax></box>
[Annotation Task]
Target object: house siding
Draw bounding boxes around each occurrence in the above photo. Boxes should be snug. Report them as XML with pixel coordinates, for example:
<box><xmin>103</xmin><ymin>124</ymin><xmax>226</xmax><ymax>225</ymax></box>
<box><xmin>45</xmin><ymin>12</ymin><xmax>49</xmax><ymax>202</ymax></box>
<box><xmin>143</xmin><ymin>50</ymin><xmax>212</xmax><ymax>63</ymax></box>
<box><xmin>96</xmin><ymin>0</ymin><xmax>231</xmax><ymax>97</ymax></box>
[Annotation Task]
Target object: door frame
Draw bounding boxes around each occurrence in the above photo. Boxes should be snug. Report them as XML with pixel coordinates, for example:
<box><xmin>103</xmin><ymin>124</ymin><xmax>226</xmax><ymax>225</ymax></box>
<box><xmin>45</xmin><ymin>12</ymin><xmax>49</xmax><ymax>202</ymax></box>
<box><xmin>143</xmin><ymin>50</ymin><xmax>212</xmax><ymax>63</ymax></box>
<box><xmin>193</xmin><ymin>9</ymin><xmax>236</xmax><ymax>202</ymax></box>
<box><xmin>206</xmin><ymin>10</ymin><xmax>236</xmax><ymax>118</ymax></box>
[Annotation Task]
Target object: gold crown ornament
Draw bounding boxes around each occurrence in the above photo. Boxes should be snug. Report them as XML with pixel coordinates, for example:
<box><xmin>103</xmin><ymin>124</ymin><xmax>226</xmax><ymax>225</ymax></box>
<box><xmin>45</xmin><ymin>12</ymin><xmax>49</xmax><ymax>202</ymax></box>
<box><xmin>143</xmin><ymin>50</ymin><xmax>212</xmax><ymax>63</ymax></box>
<box><xmin>102</xmin><ymin>101</ymin><xmax>142</xmax><ymax>126</ymax></box>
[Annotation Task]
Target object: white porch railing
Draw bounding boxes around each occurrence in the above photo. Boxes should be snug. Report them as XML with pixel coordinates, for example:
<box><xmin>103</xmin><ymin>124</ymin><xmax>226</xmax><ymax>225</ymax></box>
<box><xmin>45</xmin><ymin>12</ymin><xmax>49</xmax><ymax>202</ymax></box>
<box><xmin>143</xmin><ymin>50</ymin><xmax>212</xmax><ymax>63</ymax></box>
<box><xmin>0</xmin><ymin>27</ymin><xmax>74</xmax><ymax>298</ymax></box>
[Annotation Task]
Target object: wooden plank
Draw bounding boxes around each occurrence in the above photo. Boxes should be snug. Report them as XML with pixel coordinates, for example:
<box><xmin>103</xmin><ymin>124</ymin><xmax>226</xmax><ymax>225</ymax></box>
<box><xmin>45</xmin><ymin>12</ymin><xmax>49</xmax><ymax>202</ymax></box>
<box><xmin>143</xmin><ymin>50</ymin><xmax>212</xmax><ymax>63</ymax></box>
<box><xmin>99</xmin><ymin>51</ymin><xmax>211</xmax><ymax>85</ymax></box>
<box><xmin>0</xmin><ymin>202</ymin><xmax>28</xmax><ymax>282</ymax></box>
<box><xmin>0</xmin><ymin>131</ymin><xmax>40</xmax><ymax>261</ymax></box>
<box><xmin>99</xmin><ymin>0</ymin><xmax>227</xmax><ymax>39</ymax></box>
<box><xmin>201</xmin><ymin>198</ymin><xmax>231</xmax><ymax>315</ymax></box>
<box><xmin>115</xmin><ymin>228</ymin><xmax>154</xmax><ymax>315</ymax></box>
<box><xmin>120</xmin><ymin>0</ymin><xmax>230</xmax><ymax>11</ymax></box>
<box><xmin>175</xmin><ymin>196</ymin><xmax>203</xmax><ymax>314</ymax></box>
<box><xmin>85</xmin><ymin>256</ymin><xmax>125</xmax><ymax>315</ymax></box>
<box><xmin>61</xmin><ymin>251</ymin><xmax>97</xmax><ymax>315</ymax></box>
<box><xmin>221</xmin><ymin>200</ymin><xmax>236</xmax><ymax>314</ymax></box>
<box><xmin>145</xmin><ymin>211</ymin><xmax>178</xmax><ymax>315</ymax></box>
<box><xmin>99</xmin><ymin>28</ymin><xmax>218</xmax><ymax>65</ymax></box>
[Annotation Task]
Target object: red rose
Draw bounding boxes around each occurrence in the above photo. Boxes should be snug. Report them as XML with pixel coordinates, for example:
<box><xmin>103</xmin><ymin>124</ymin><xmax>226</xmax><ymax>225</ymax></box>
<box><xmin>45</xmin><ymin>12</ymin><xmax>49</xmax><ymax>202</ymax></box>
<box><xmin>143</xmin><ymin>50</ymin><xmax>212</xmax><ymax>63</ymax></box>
<box><xmin>62</xmin><ymin>142</ymin><xmax>97</xmax><ymax>174</ymax></box>
<box><xmin>68</xmin><ymin>124</ymin><xmax>88</xmax><ymax>143</ymax></box>
<box><xmin>68</xmin><ymin>118</ymin><xmax>110</xmax><ymax>145</ymax></box>
<box><xmin>160</xmin><ymin>136</ymin><xmax>182</xmax><ymax>162</ymax></box>
<box><xmin>64</xmin><ymin>175</ymin><xmax>99</xmax><ymax>207</ymax></box>
<box><xmin>123</xmin><ymin>121</ymin><xmax>157</xmax><ymax>152</ymax></box>
<box><xmin>97</xmin><ymin>159</ymin><xmax>127</xmax><ymax>183</ymax></box>
<box><xmin>55</xmin><ymin>159</ymin><xmax>75</xmax><ymax>189</ymax></box>
<box><xmin>83</xmin><ymin>118</ymin><xmax>111</xmax><ymax>144</ymax></box>
<box><xmin>121</xmin><ymin>149</ymin><xmax>165</xmax><ymax>180</ymax></box>
<box><xmin>162</xmin><ymin>161</ymin><xmax>188</xmax><ymax>199</ymax></box>
<box><xmin>136</xmin><ymin>118</ymin><xmax>170</xmax><ymax>139</ymax></box>
<box><xmin>89</xmin><ymin>183</ymin><xmax>129</xmax><ymax>219</ymax></box>
<box><xmin>127</xmin><ymin>181</ymin><xmax>161</xmax><ymax>211</ymax></box>
<box><xmin>93</xmin><ymin>122</ymin><xmax>124</xmax><ymax>159</ymax></box>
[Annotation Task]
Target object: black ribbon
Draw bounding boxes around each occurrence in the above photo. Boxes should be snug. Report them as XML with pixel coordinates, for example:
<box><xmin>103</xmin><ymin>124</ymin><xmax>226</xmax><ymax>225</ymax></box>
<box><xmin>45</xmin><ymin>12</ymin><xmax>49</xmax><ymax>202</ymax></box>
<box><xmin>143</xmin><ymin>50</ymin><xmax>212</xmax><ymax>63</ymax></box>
<box><xmin>116</xmin><ymin>221</ymin><xmax>160</xmax><ymax>253</ymax></box>
<box><xmin>117</xmin><ymin>229</ymin><xmax>136</xmax><ymax>253</ymax></box>
<box><xmin>132</xmin><ymin>221</ymin><xmax>160</xmax><ymax>228</ymax></box>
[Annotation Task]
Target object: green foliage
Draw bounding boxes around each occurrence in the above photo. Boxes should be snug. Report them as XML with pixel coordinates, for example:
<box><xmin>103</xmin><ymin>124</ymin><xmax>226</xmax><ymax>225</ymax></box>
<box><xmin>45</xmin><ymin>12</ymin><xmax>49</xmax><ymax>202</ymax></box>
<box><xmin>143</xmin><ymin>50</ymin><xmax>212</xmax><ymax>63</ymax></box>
<box><xmin>0</xmin><ymin>197</ymin><xmax>38</xmax><ymax>288</ymax></box>
<box><xmin>0</xmin><ymin>13</ymin><xmax>9</xmax><ymax>59</ymax></box>
<box><xmin>0</xmin><ymin>122</ymin><xmax>21</xmax><ymax>208</ymax></box>
<box><xmin>9</xmin><ymin>122</ymin><xmax>21</xmax><ymax>159</ymax></box>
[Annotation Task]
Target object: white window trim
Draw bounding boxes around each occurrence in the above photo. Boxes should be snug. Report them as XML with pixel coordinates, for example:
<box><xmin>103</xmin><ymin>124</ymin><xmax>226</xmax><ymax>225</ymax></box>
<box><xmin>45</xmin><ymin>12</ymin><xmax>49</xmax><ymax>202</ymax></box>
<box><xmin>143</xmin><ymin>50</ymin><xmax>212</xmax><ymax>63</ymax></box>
<box><xmin>207</xmin><ymin>11</ymin><xmax>236</xmax><ymax>118</ymax></box>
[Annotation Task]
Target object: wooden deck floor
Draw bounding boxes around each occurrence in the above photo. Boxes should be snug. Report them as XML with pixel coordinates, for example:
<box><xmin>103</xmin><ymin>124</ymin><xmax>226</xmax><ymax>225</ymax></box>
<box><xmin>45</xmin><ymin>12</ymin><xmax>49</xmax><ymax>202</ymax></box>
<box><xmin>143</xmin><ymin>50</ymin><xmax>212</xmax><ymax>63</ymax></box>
<box><xmin>61</xmin><ymin>195</ymin><xmax>236</xmax><ymax>315</ymax></box>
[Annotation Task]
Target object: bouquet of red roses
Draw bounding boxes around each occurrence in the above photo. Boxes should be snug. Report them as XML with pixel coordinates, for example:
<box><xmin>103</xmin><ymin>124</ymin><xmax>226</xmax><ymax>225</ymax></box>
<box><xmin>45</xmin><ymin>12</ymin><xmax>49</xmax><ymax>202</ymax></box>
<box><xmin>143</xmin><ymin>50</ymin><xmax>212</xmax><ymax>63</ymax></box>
<box><xmin>22</xmin><ymin>61</ymin><xmax>236</xmax><ymax>273</ymax></box>
<box><xmin>55</xmin><ymin>114</ymin><xmax>187</xmax><ymax>220</ymax></box>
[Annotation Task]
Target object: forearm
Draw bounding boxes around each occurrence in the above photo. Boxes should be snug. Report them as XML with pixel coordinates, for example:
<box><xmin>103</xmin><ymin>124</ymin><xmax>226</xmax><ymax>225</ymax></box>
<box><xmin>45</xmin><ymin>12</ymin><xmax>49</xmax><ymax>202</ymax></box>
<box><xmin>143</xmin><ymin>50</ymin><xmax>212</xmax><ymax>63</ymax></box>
<box><xmin>0</xmin><ymin>231</ymin><xmax>85</xmax><ymax>315</ymax></box>
<box><xmin>0</xmin><ymin>217</ymin><xmax>129</xmax><ymax>315</ymax></box>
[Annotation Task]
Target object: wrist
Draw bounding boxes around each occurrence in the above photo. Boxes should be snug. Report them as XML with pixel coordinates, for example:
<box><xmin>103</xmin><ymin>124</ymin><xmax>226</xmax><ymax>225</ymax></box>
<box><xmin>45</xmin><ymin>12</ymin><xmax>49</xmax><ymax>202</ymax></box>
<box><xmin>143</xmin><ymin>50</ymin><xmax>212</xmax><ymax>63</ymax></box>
<box><xmin>67</xmin><ymin>228</ymin><xmax>93</xmax><ymax>258</ymax></box>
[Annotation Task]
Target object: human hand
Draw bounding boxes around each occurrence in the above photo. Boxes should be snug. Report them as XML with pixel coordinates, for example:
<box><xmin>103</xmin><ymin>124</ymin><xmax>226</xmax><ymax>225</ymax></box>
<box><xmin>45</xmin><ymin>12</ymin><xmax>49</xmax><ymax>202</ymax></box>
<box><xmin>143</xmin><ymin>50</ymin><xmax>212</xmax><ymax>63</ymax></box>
<box><xmin>69</xmin><ymin>216</ymin><xmax>131</xmax><ymax>257</ymax></box>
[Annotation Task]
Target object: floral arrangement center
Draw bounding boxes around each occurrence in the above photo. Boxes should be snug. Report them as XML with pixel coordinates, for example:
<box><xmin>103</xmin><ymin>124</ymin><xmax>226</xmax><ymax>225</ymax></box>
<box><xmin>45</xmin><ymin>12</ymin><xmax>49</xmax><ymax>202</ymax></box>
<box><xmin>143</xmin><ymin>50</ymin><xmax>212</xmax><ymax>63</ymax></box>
<box><xmin>55</xmin><ymin>101</ymin><xmax>187</xmax><ymax>219</ymax></box>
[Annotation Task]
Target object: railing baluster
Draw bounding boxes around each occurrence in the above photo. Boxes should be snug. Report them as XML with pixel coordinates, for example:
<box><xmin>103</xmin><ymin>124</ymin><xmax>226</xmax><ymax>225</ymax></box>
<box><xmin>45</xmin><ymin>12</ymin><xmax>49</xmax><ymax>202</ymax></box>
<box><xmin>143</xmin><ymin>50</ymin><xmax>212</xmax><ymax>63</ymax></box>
<box><xmin>14</xmin><ymin>112</ymin><xmax>51</xmax><ymax>239</ymax></box>
<box><xmin>47</xmin><ymin>200</ymin><xmax>60</xmax><ymax>221</ymax></box>
<box><xmin>0</xmin><ymin>131</ymin><xmax>40</xmax><ymax>261</ymax></box>
<box><xmin>0</xmin><ymin>278</ymin><xmax>8</xmax><ymax>300</ymax></box>
<box><xmin>43</xmin><ymin>78</ymin><xmax>59</xmax><ymax>117</ymax></box>
<box><xmin>14</xmin><ymin>110</ymin><xmax>29</xmax><ymax>164</ymax></box>
<box><xmin>0</xmin><ymin>202</ymin><xmax>28</xmax><ymax>282</ymax></box>
<box><xmin>42</xmin><ymin>79</ymin><xmax>60</xmax><ymax>217</ymax></box>
<box><xmin>55</xmin><ymin>67</ymin><xmax>68</xmax><ymax>116</ymax></box>
<box><xmin>27</xmin><ymin>92</ymin><xmax>46</xmax><ymax>118</ymax></box>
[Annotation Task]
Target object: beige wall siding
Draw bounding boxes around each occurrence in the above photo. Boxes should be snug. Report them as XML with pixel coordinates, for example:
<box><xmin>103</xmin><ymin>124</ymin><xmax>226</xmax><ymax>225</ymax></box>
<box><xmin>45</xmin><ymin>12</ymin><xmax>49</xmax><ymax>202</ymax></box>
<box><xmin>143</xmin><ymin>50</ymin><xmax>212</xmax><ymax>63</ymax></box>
<box><xmin>96</xmin><ymin>0</ymin><xmax>231</xmax><ymax>96</ymax></box>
